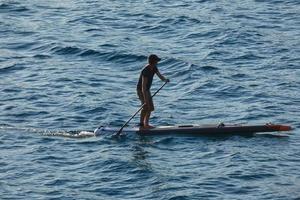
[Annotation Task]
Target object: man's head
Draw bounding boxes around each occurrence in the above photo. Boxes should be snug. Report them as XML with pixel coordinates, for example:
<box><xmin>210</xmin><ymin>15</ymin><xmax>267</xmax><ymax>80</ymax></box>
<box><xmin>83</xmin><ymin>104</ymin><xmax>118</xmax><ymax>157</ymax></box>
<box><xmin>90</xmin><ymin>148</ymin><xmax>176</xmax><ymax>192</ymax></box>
<box><xmin>148</xmin><ymin>54</ymin><xmax>161</xmax><ymax>65</ymax></box>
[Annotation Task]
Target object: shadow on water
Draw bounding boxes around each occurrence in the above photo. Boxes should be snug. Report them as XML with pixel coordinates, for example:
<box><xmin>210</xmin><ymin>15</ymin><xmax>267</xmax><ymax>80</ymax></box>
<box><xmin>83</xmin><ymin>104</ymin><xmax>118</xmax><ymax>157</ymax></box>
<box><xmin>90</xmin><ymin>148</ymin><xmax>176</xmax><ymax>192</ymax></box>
<box><xmin>130</xmin><ymin>139</ymin><xmax>155</xmax><ymax>173</ymax></box>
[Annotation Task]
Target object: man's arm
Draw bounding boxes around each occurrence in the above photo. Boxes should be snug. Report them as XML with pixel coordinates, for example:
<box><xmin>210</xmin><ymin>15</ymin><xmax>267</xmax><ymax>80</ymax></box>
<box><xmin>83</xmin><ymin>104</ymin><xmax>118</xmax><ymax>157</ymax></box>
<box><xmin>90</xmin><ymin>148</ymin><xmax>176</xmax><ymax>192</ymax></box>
<box><xmin>156</xmin><ymin>70</ymin><xmax>169</xmax><ymax>82</ymax></box>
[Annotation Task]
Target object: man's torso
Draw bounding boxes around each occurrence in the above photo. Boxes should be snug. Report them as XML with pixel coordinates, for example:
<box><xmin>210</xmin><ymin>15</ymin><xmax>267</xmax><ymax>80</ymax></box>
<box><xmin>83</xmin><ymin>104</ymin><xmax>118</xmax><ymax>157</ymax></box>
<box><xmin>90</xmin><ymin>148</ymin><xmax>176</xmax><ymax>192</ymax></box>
<box><xmin>137</xmin><ymin>65</ymin><xmax>158</xmax><ymax>91</ymax></box>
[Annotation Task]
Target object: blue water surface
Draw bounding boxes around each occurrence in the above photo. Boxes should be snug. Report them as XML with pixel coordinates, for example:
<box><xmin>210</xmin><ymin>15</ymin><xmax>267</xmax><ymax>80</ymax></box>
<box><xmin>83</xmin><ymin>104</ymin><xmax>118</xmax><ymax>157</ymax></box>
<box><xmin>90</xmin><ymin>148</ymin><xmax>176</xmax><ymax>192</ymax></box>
<box><xmin>1</xmin><ymin>0</ymin><xmax>300</xmax><ymax>199</ymax></box>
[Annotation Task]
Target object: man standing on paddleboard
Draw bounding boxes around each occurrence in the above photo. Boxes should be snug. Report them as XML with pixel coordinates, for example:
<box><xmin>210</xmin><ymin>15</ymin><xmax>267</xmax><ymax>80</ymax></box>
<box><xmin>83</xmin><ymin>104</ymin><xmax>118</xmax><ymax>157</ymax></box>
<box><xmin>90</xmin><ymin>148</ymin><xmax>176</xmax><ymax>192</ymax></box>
<box><xmin>137</xmin><ymin>54</ymin><xmax>169</xmax><ymax>129</ymax></box>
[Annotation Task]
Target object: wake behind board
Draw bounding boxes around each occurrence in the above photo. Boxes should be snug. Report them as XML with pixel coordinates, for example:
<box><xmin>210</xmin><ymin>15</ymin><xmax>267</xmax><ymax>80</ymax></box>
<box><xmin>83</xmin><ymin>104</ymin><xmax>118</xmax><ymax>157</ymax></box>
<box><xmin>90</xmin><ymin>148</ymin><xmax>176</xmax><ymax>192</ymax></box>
<box><xmin>94</xmin><ymin>123</ymin><xmax>292</xmax><ymax>136</ymax></box>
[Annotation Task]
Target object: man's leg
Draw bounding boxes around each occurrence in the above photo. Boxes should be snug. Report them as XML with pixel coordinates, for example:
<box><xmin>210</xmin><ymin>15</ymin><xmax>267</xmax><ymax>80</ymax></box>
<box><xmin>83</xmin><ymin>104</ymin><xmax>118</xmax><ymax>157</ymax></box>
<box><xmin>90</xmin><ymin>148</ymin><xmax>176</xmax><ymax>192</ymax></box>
<box><xmin>144</xmin><ymin>112</ymin><xmax>154</xmax><ymax>129</ymax></box>
<box><xmin>144</xmin><ymin>111</ymin><xmax>151</xmax><ymax>127</ymax></box>
<box><xmin>140</xmin><ymin>108</ymin><xmax>146</xmax><ymax>126</ymax></box>
<box><xmin>137</xmin><ymin>90</ymin><xmax>145</xmax><ymax>126</ymax></box>
<box><xmin>144</xmin><ymin>98</ymin><xmax>154</xmax><ymax>128</ymax></box>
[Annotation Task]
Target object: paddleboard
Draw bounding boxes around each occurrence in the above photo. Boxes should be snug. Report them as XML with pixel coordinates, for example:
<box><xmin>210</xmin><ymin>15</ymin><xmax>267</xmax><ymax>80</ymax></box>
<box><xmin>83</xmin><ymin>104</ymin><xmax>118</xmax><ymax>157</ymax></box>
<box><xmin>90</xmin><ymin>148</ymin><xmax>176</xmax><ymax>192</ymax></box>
<box><xmin>94</xmin><ymin>123</ymin><xmax>292</xmax><ymax>136</ymax></box>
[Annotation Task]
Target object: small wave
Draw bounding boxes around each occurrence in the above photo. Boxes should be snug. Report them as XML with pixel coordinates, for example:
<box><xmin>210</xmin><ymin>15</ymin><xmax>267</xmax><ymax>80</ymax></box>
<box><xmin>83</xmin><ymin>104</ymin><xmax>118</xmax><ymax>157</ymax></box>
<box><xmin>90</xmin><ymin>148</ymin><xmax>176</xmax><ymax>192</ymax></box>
<box><xmin>31</xmin><ymin>42</ymin><xmax>57</xmax><ymax>51</ymax></box>
<box><xmin>0</xmin><ymin>3</ymin><xmax>10</xmax><ymax>9</ymax></box>
<box><xmin>51</xmin><ymin>46</ymin><xmax>82</xmax><ymax>55</ymax></box>
<box><xmin>12</xmin><ymin>30</ymin><xmax>36</xmax><ymax>36</ymax></box>
<box><xmin>0</xmin><ymin>64</ymin><xmax>26</xmax><ymax>74</ymax></box>
<box><xmin>122</xmin><ymin>12</ymin><xmax>153</xmax><ymax>19</ymax></box>
<box><xmin>216</xmin><ymin>85</ymin><xmax>248</xmax><ymax>98</ymax></box>
<box><xmin>201</xmin><ymin>65</ymin><xmax>219</xmax><ymax>71</ymax></box>
<box><xmin>33</xmin><ymin>54</ymin><xmax>52</xmax><ymax>59</ymax></box>
<box><xmin>153</xmin><ymin>137</ymin><xmax>174</xmax><ymax>145</ymax></box>
<box><xmin>81</xmin><ymin>107</ymin><xmax>108</xmax><ymax>115</ymax></box>
<box><xmin>106</xmin><ymin>52</ymin><xmax>145</xmax><ymax>63</ymax></box>
<box><xmin>184</xmin><ymin>30</ymin><xmax>221</xmax><ymax>39</ymax></box>
<box><xmin>205</xmin><ymin>50</ymin><xmax>231</xmax><ymax>59</ymax></box>
<box><xmin>0</xmin><ymin>3</ymin><xmax>30</xmax><ymax>12</ymax></box>
<box><xmin>231</xmin><ymin>73</ymin><xmax>248</xmax><ymax>79</ymax></box>
<box><xmin>79</xmin><ymin>49</ymin><xmax>109</xmax><ymax>57</ymax></box>
<box><xmin>232</xmin><ymin>53</ymin><xmax>265</xmax><ymax>61</ymax></box>
<box><xmin>82</xmin><ymin>49</ymin><xmax>146</xmax><ymax>64</ymax></box>
<box><xmin>139</xmin><ymin>24</ymin><xmax>171</xmax><ymax>34</ymax></box>
<box><xmin>196</xmin><ymin>0</ymin><xmax>211</xmax><ymax>2</ymax></box>
<box><xmin>217</xmin><ymin>31</ymin><xmax>263</xmax><ymax>47</ymax></box>
<box><xmin>254</xmin><ymin>0</ymin><xmax>286</xmax><ymax>4</ymax></box>
<box><xmin>49</xmin><ymin>44</ymin><xmax>146</xmax><ymax>63</ymax></box>
<box><xmin>188</xmin><ymin>63</ymin><xmax>220</xmax><ymax>74</ymax></box>
<box><xmin>159</xmin><ymin>15</ymin><xmax>203</xmax><ymax>26</ymax></box>
<box><xmin>6</xmin><ymin>41</ymin><xmax>37</xmax><ymax>50</ymax></box>
<box><xmin>230</xmin><ymin>14</ymin><xmax>257</xmax><ymax>20</ymax></box>
<box><xmin>12</xmin><ymin>6</ymin><xmax>29</xmax><ymax>13</ymax></box>
<box><xmin>255</xmin><ymin>24</ymin><xmax>282</xmax><ymax>29</ymax></box>
<box><xmin>85</xmin><ymin>28</ymin><xmax>102</xmax><ymax>32</ymax></box>
<box><xmin>7</xmin><ymin>110</ymin><xmax>49</xmax><ymax>118</ymax></box>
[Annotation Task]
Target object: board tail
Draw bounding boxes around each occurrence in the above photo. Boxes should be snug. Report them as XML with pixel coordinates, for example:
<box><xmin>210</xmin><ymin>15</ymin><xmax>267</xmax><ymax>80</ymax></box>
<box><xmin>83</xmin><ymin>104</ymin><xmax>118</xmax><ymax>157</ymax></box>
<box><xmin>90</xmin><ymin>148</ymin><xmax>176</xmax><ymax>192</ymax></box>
<box><xmin>94</xmin><ymin>126</ymin><xmax>103</xmax><ymax>135</ymax></box>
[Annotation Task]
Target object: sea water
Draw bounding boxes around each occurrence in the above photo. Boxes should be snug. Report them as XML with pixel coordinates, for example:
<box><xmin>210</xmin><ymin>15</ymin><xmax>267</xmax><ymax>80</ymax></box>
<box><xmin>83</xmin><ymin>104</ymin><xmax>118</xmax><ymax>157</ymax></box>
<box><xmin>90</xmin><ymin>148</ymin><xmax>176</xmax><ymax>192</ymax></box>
<box><xmin>0</xmin><ymin>0</ymin><xmax>300</xmax><ymax>199</ymax></box>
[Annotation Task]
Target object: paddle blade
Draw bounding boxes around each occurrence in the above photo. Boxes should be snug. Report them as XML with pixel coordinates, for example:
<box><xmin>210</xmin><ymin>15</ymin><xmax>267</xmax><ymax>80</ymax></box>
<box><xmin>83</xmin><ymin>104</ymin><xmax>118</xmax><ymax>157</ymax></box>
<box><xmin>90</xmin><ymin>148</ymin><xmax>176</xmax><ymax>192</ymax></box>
<box><xmin>112</xmin><ymin>131</ymin><xmax>127</xmax><ymax>139</ymax></box>
<box><xmin>114</xmin><ymin>127</ymin><xmax>124</xmax><ymax>136</ymax></box>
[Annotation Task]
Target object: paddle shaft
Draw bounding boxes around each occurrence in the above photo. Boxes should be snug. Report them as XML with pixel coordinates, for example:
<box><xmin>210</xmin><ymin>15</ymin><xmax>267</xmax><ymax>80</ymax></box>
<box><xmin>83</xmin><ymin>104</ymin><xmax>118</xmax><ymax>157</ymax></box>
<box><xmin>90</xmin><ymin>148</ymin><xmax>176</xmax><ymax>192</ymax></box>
<box><xmin>116</xmin><ymin>81</ymin><xmax>168</xmax><ymax>135</ymax></box>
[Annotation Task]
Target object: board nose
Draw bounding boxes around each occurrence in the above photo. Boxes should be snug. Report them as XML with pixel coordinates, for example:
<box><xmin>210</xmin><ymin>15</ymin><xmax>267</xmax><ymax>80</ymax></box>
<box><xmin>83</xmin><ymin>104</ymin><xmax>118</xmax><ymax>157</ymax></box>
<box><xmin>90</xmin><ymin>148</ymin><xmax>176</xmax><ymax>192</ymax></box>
<box><xmin>267</xmin><ymin>124</ymin><xmax>292</xmax><ymax>131</ymax></box>
<box><xmin>278</xmin><ymin>125</ymin><xmax>292</xmax><ymax>131</ymax></box>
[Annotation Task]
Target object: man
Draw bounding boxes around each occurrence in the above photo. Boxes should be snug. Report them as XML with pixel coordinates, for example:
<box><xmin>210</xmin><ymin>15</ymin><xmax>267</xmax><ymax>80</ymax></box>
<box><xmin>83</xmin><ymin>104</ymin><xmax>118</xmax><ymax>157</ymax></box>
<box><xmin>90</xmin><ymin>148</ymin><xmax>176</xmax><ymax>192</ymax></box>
<box><xmin>137</xmin><ymin>54</ymin><xmax>169</xmax><ymax>129</ymax></box>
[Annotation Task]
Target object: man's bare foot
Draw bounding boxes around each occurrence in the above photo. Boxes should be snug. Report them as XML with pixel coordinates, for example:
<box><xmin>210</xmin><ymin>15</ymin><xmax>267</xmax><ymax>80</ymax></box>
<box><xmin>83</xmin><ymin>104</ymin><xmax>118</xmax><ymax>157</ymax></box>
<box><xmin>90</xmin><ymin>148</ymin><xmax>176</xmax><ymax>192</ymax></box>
<box><xmin>142</xmin><ymin>125</ymin><xmax>155</xmax><ymax>129</ymax></box>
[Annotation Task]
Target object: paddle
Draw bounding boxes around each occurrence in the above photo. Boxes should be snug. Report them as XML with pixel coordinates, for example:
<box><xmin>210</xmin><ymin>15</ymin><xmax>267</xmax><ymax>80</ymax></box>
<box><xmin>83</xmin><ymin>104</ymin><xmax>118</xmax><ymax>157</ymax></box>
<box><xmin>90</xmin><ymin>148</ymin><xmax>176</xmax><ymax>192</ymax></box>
<box><xmin>114</xmin><ymin>81</ymin><xmax>168</xmax><ymax>136</ymax></box>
